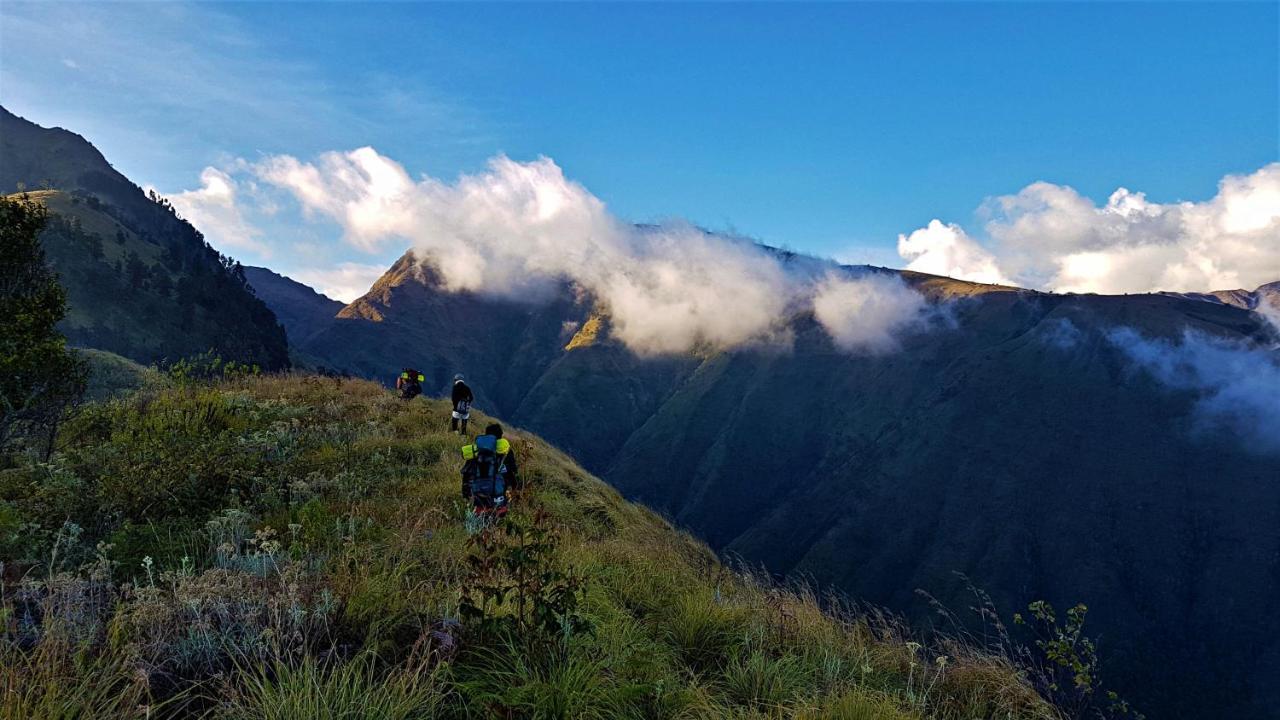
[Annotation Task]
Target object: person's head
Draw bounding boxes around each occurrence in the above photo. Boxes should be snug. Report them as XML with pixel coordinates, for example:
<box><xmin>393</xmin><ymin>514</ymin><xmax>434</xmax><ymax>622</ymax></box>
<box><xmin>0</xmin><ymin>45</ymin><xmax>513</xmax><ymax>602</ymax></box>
<box><xmin>485</xmin><ymin>423</ymin><xmax>503</xmax><ymax>438</ymax></box>
<box><xmin>454</xmin><ymin>373</ymin><xmax>465</xmax><ymax>383</ymax></box>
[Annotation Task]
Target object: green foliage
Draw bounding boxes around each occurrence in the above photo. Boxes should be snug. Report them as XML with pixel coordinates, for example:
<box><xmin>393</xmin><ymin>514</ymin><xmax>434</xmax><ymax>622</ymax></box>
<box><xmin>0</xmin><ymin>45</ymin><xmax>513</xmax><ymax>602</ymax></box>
<box><xmin>79</xmin><ymin>347</ymin><xmax>167</xmax><ymax>403</ymax></box>
<box><xmin>166</xmin><ymin>350</ymin><xmax>261</xmax><ymax>385</ymax></box>
<box><xmin>0</xmin><ymin>194</ymin><xmax>87</xmax><ymax>456</ymax></box>
<box><xmin>795</xmin><ymin>689</ymin><xmax>921</xmax><ymax>720</ymax></box>
<box><xmin>1015</xmin><ymin>601</ymin><xmax>1143</xmax><ymax>720</ymax></box>
<box><xmin>455</xmin><ymin>644</ymin><xmax>627</xmax><ymax>720</ymax></box>
<box><xmin>14</xmin><ymin>186</ymin><xmax>289</xmax><ymax>372</ymax></box>
<box><xmin>458</xmin><ymin>508</ymin><xmax>591</xmax><ymax>649</ymax></box>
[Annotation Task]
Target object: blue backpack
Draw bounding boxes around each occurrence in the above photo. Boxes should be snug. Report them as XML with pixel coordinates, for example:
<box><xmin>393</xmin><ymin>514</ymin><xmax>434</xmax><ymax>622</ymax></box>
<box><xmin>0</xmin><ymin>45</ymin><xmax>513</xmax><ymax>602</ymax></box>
<box><xmin>470</xmin><ymin>434</ymin><xmax>507</xmax><ymax>508</ymax></box>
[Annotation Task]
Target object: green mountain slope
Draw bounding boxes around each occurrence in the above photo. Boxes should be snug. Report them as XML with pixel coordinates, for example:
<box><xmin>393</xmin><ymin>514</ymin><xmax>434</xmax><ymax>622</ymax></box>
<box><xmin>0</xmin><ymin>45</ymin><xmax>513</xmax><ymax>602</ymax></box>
<box><xmin>0</xmin><ymin>375</ymin><xmax>1059</xmax><ymax>719</ymax></box>
<box><xmin>253</xmin><ymin>252</ymin><xmax>1280</xmax><ymax>719</ymax></box>
<box><xmin>0</xmin><ymin>108</ymin><xmax>288</xmax><ymax>369</ymax></box>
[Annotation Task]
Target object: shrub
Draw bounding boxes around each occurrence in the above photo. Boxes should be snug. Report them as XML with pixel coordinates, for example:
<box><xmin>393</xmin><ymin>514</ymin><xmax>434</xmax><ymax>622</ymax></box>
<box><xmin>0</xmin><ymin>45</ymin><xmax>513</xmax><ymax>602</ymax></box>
<box><xmin>458</xmin><ymin>508</ymin><xmax>591</xmax><ymax>651</ymax></box>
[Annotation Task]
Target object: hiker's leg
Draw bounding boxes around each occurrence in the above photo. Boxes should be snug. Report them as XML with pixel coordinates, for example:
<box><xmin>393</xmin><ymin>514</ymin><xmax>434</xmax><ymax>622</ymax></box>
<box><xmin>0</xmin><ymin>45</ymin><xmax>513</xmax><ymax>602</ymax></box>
<box><xmin>451</xmin><ymin>417</ymin><xmax>459</xmax><ymax>432</ymax></box>
<box><xmin>461</xmin><ymin>417</ymin><xmax>469</xmax><ymax>434</ymax></box>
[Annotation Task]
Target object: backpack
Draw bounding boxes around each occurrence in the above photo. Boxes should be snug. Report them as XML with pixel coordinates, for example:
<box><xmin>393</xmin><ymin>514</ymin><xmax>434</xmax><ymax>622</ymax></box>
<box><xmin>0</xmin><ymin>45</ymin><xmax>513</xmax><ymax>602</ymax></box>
<box><xmin>468</xmin><ymin>434</ymin><xmax>507</xmax><ymax>509</ymax></box>
<box><xmin>400</xmin><ymin>369</ymin><xmax>424</xmax><ymax>399</ymax></box>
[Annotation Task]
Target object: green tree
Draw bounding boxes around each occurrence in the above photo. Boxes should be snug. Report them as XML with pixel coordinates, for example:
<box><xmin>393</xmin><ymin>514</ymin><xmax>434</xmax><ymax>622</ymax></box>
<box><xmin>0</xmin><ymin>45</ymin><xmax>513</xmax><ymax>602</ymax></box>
<box><xmin>125</xmin><ymin>251</ymin><xmax>148</xmax><ymax>289</ymax></box>
<box><xmin>87</xmin><ymin>233</ymin><xmax>105</xmax><ymax>260</ymax></box>
<box><xmin>0</xmin><ymin>195</ymin><xmax>87</xmax><ymax>456</ymax></box>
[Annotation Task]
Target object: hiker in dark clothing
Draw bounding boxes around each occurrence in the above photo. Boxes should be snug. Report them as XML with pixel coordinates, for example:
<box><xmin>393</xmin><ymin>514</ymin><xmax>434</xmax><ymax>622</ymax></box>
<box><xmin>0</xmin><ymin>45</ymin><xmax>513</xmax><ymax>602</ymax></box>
<box><xmin>451</xmin><ymin>374</ymin><xmax>474</xmax><ymax>434</ymax></box>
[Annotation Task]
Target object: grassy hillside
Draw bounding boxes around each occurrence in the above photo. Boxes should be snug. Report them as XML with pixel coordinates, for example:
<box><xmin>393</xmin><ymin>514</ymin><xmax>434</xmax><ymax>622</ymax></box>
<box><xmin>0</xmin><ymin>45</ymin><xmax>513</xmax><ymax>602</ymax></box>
<box><xmin>0</xmin><ymin>108</ymin><xmax>289</xmax><ymax>370</ymax></box>
<box><xmin>77</xmin><ymin>347</ymin><xmax>168</xmax><ymax>402</ymax></box>
<box><xmin>0</xmin><ymin>376</ymin><xmax>1058</xmax><ymax>719</ymax></box>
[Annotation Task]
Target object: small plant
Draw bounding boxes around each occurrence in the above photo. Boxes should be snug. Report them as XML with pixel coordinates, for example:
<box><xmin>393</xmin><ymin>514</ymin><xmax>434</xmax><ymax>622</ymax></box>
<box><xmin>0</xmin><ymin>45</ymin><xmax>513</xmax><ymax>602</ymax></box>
<box><xmin>1015</xmin><ymin>600</ymin><xmax>1143</xmax><ymax>719</ymax></box>
<box><xmin>458</xmin><ymin>508</ymin><xmax>591</xmax><ymax>651</ymax></box>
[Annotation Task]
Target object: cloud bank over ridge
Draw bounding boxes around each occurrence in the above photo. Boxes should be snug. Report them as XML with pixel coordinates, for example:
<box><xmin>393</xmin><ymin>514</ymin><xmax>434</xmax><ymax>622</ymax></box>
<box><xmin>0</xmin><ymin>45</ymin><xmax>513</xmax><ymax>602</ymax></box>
<box><xmin>241</xmin><ymin>149</ymin><xmax>930</xmax><ymax>355</ymax></box>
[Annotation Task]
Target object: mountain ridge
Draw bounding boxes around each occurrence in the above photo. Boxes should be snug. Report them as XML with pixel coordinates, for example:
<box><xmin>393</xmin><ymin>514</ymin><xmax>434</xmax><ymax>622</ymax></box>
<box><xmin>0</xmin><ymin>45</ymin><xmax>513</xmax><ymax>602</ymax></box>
<box><xmin>0</xmin><ymin>108</ymin><xmax>289</xmax><ymax>369</ymax></box>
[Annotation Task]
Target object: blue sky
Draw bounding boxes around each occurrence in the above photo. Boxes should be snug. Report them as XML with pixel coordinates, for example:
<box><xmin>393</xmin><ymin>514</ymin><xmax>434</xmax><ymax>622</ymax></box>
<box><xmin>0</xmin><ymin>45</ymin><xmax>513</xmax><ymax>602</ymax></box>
<box><xmin>2</xmin><ymin>1</ymin><xmax>1277</xmax><ymax>299</ymax></box>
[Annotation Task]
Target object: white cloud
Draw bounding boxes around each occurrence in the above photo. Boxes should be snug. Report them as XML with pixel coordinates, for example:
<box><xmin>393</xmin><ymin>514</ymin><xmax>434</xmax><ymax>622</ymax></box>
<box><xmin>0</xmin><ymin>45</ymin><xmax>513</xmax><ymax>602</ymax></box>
<box><xmin>897</xmin><ymin>164</ymin><xmax>1280</xmax><ymax>294</ymax></box>
<box><xmin>897</xmin><ymin>219</ymin><xmax>1012</xmax><ymax>286</ymax></box>
<box><xmin>160</xmin><ymin>167</ymin><xmax>269</xmax><ymax>257</ymax></box>
<box><xmin>287</xmin><ymin>263</ymin><xmax>387</xmax><ymax>303</ymax></box>
<box><xmin>1109</xmin><ymin>327</ymin><xmax>1280</xmax><ymax>454</ymax></box>
<box><xmin>248</xmin><ymin>149</ymin><xmax>931</xmax><ymax>355</ymax></box>
<box><xmin>812</xmin><ymin>272</ymin><xmax>931</xmax><ymax>353</ymax></box>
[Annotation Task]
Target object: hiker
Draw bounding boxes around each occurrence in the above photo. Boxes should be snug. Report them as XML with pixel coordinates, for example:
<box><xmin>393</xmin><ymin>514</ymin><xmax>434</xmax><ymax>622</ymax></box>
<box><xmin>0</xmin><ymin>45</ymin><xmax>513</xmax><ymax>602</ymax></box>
<box><xmin>451</xmin><ymin>374</ymin><xmax>474</xmax><ymax>433</ymax></box>
<box><xmin>460</xmin><ymin>423</ymin><xmax>518</xmax><ymax>517</ymax></box>
<box><xmin>396</xmin><ymin>368</ymin><xmax>424</xmax><ymax>400</ymax></box>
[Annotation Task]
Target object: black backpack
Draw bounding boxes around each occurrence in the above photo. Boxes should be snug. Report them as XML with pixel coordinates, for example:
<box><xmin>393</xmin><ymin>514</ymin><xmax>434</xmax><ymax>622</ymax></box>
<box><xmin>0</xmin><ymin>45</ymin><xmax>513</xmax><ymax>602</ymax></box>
<box><xmin>469</xmin><ymin>434</ymin><xmax>507</xmax><ymax>509</ymax></box>
<box><xmin>400</xmin><ymin>369</ymin><xmax>424</xmax><ymax>399</ymax></box>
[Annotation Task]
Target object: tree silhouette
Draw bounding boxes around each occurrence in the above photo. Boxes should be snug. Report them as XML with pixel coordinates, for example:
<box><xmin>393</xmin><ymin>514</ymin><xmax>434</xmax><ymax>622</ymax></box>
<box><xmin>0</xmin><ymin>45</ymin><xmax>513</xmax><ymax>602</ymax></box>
<box><xmin>0</xmin><ymin>195</ymin><xmax>86</xmax><ymax>456</ymax></box>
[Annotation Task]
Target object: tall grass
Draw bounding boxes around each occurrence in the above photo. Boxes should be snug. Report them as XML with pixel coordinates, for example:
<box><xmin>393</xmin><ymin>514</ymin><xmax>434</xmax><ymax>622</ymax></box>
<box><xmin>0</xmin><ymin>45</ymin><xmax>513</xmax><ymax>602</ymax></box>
<box><xmin>221</xmin><ymin>653</ymin><xmax>445</xmax><ymax>720</ymax></box>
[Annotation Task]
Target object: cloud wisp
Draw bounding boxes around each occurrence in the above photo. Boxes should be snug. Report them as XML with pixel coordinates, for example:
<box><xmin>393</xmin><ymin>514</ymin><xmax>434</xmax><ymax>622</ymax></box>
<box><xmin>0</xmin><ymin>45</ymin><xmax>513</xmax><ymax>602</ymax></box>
<box><xmin>243</xmin><ymin>148</ymin><xmax>934</xmax><ymax>355</ymax></box>
<box><xmin>897</xmin><ymin>164</ymin><xmax>1280</xmax><ymax>295</ymax></box>
<box><xmin>158</xmin><ymin>168</ymin><xmax>269</xmax><ymax>257</ymax></box>
<box><xmin>1109</xmin><ymin>327</ymin><xmax>1280</xmax><ymax>455</ymax></box>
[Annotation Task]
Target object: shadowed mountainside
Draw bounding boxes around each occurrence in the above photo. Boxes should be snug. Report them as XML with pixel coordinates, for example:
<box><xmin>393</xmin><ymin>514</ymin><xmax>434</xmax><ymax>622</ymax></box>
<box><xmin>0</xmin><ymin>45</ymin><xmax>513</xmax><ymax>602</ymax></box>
<box><xmin>243</xmin><ymin>266</ymin><xmax>343</xmax><ymax>347</ymax></box>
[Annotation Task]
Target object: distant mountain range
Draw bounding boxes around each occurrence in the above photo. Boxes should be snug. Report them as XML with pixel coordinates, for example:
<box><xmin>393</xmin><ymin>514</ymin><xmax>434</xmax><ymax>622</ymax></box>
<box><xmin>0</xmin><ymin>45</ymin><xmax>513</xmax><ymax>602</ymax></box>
<box><xmin>241</xmin><ymin>266</ymin><xmax>343</xmax><ymax>348</ymax></box>
<box><xmin>8</xmin><ymin>106</ymin><xmax>1280</xmax><ymax>718</ymax></box>
<box><xmin>0</xmin><ymin>108</ymin><xmax>288</xmax><ymax>369</ymax></box>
